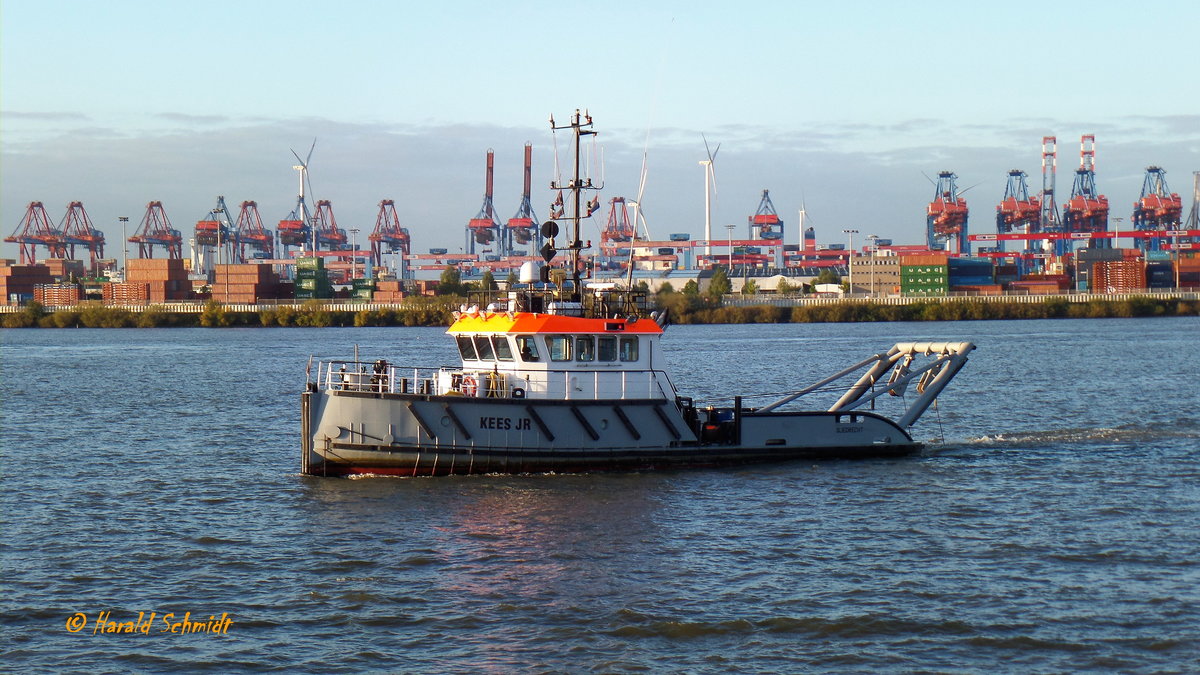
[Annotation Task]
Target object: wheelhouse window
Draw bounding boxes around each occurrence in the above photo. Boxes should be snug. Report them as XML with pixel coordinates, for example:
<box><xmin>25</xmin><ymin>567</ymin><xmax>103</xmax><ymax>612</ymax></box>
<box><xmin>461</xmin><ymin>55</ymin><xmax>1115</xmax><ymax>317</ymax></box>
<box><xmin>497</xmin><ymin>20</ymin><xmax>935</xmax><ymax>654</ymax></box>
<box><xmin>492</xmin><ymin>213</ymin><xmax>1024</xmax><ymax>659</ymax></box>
<box><xmin>597</xmin><ymin>335</ymin><xmax>618</xmax><ymax>362</ymax></box>
<box><xmin>492</xmin><ymin>336</ymin><xmax>514</xmax><ymax>361</ymax></box>
<box><xmin>456</xmin><ymin>335</ymin><xmax>479</xmax><ymax>361</ymax></box>
<box><xmin>516</xmin><ymin>336</ymin><xmax>540</xmax><ymax>362</ymax></box>
<box><xmin>548</xmin><ymin>335</ymin><xmax>572</xmax><ymax>361</ymax></box>
<box><xmin>473</xmin><ymin>335</ymin><xmax>495</xmax><ymax>361</ymax></box>
<box><xmin>619</xmin><ymin>336</ymin><xmax>639</xmax><ymax>362</ymax></box>
<box><xmin>575</xmin><ymin>336</ymin><xmax>595</xmax><ymax>362</ymax></box>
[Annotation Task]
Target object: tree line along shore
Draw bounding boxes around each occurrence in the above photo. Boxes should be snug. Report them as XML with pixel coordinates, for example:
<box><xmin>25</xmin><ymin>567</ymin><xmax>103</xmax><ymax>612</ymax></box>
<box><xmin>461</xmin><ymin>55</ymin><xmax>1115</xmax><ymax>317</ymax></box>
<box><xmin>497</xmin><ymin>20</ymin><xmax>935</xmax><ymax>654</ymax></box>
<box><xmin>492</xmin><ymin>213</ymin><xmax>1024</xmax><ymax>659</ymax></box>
<box><xmin>3</xmin><ymin>293</ymin><xmax>1197</xmax><ymax>329</ymax></box>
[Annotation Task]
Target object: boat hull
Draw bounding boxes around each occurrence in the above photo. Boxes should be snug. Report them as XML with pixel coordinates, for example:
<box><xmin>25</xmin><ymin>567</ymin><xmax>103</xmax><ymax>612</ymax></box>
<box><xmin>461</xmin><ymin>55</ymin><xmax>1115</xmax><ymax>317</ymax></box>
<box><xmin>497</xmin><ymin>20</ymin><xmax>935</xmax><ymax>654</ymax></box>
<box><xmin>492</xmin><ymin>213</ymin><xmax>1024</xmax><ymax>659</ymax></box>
<box><xmin>301</xmin><ymin>389</ymin><xmax>920</xmax><ymax>477</ymax></box>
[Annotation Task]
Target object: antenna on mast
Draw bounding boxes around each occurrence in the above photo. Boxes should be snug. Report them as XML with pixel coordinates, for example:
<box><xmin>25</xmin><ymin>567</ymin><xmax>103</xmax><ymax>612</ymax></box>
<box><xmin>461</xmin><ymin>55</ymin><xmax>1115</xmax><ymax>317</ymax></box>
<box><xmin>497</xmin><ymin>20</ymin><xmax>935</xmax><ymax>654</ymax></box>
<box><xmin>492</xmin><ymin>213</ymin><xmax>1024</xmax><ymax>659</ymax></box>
<box><xmin>547</xmin><ymin>109</ymin><xmax>599</xmax><ymax>301</ymax></box>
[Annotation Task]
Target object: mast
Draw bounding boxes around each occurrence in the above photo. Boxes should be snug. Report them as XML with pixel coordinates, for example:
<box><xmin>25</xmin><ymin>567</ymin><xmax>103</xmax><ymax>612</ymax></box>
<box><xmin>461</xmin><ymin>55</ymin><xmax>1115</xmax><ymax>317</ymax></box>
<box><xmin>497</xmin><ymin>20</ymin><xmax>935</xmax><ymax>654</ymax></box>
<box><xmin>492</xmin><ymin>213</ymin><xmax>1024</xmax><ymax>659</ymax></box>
<box><xmin>548</xmin><ymin>109</ymin><xmax>598</xmax><ymax>300</ymax></box>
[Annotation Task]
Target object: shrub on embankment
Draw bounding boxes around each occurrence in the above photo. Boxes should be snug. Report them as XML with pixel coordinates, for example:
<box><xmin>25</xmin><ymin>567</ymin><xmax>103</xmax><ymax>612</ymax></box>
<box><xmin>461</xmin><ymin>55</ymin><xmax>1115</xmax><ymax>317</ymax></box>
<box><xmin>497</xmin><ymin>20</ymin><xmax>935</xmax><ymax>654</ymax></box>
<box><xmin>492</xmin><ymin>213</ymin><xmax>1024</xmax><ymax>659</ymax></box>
<box><xmin>3</xmin><ymin>296</ymin><xmax>1196</xmax><ymax>328</ymax></box>
<box><xmin>1</xmin><ymin>298</ymin><xmax>463</xmax><ymax>328</ymax></box>
<box><xmin>662</xmin><ymin>296</ymin><xmax>1200</xmax><ymax>324</ymax></box>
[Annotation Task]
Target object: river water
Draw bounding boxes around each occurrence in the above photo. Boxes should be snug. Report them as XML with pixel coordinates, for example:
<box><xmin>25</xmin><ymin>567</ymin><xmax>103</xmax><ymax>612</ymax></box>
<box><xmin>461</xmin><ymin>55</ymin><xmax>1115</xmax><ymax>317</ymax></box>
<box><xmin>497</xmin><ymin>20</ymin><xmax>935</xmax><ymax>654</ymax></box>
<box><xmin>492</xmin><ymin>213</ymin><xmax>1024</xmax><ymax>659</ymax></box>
<box><xmin>2</xmin><ymin>318</ymin><xmax>1198</xmax><ymax>673</ymax></box>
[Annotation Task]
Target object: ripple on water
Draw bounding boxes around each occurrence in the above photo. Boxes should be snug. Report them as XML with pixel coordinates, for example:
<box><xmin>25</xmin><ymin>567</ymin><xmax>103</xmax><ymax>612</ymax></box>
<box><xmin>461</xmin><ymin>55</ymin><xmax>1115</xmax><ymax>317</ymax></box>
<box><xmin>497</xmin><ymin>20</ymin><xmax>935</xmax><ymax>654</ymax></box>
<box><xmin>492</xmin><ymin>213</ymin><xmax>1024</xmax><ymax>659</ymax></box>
<box><xmin>4</xmin><ymin>321</ymin><xmax>1200</xmax><ymax>673</ymax></box>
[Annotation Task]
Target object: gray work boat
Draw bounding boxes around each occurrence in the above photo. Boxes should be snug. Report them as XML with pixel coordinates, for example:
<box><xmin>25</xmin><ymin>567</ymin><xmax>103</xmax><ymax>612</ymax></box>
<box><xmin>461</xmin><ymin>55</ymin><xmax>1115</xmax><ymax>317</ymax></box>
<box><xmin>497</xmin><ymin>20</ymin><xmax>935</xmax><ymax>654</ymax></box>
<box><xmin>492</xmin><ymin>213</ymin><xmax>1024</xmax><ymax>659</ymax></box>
<box><xmin>300</xmin><ymin>111</ymin><xmax>976</xmax><ymax>477</ymax></box>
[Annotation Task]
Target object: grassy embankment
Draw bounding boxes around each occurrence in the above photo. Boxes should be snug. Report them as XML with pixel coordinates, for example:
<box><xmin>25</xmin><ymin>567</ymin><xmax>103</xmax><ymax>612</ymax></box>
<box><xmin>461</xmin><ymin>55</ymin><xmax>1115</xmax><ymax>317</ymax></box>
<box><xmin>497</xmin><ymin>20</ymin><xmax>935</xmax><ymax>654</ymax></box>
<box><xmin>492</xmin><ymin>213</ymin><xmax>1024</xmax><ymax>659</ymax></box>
<box><xmin>2</xmin><ymin>295</ymin><xmax>1198</xmax><ymax>329</ymax></box>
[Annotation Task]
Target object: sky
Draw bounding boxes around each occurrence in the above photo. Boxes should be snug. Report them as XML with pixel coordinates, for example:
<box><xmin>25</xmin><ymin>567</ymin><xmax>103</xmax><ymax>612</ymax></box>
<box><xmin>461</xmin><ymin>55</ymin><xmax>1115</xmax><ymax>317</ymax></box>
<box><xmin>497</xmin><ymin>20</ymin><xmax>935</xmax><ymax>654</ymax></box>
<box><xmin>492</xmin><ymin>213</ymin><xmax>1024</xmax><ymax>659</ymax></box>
<box><xmin>3</xmin><ymin>0</ymin><xmax>1199</xmax><ymax>262</ymax></box>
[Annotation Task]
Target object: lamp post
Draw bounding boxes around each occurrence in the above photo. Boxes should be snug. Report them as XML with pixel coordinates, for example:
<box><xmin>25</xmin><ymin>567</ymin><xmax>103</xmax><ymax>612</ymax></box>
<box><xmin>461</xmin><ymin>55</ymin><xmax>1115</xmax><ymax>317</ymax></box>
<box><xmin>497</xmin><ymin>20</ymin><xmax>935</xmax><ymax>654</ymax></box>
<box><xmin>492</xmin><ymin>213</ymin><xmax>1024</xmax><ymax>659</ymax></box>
<box><xmin>726</xmin><ymin>223</ymin><xmax>734</xmax><ymax>272</ymax></box>
<box><xmin>119</xmin><ymin>216</ymin><xmax>129</xmax><ymax>278</ymax></box>
<box><xmin>867</xmin><ymin>234</ymin><xmax>879</xmax><ymax>297</ymax></box>
<box><xmin>843</xmin><ymin>229</ymin><xmax>858</xmax><ymax>296</ymax></box>
<box><xmin>349</xmin><ymin>228</ymin><xmax>360</xmax><ymax>280</ymax></box>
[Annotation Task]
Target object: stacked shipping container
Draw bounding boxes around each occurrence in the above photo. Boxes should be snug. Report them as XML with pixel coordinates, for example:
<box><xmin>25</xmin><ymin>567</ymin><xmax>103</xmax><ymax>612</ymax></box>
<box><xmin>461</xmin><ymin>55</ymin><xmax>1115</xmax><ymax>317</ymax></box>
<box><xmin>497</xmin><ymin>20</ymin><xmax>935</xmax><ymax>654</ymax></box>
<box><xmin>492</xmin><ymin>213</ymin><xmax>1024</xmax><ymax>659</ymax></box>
<box><xmin>212</xmin><ymin>264</ymin><xmax>279</xmax><ymax>304</ymax></box>
<box><xmin>351</xmin><ymin>278</ymin><xmax>375</xmax><ymax>301</ymax></box>
<box><xmin>948</xmin><ymin>257</ymin><xmax>995</xmax><ymax>294</ymax></box>
<box><xmin>125</xmin><ymin>258</ymin><xmax>191</xmax><ymax>303</ymax></box>
<box><xmin>43</xmin><ymin>258</ymin><xmax>86</xmax><ymax>280</ymax></box>
<box><xmin>295</xmin><ymin>257</ymin><xmax>333</xmax><ymax>300</ymax></box>
<box><xmin>33</xmin><ymin>283</ymin><xmax>82</xmax><ymax>305</ymax></box>
<box><xmin>372</xmin><ymin>279</ymin><xmax>405</xmax><ymax>302</ymax></box>
<box><xmin>1091</xmin><ymin>260</ymin><xmax>1147</xmax><ymax>292</ymax></box>
<box><xmin>1179</xmin><ymin>254</ymin><xmax>1200</xmax><ymax>288</ymax></box>
<box><xmin>1</xmin><ymin>261</ymin><xmax>55</xmax><ymax>305</ymax></box>
<box><xmin>899</xmin><ymin>253</ymin><xmax>949</xmax><ymax>296</ymax></box>
<box><xmin>102</xmin><ymin>282</ymin><xmax>151</xmax><ymax>304</ymax></box>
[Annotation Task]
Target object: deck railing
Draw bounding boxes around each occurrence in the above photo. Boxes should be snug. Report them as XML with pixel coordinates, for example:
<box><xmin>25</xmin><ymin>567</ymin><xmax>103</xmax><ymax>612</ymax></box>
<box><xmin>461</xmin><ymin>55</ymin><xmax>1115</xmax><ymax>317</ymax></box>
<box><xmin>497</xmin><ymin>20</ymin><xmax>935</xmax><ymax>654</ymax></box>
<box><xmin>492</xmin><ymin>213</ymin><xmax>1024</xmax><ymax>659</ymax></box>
<box><xmin>313</xmin><ymin>360</ymin><xmax>677</xmax><ymax>401</ymax></box>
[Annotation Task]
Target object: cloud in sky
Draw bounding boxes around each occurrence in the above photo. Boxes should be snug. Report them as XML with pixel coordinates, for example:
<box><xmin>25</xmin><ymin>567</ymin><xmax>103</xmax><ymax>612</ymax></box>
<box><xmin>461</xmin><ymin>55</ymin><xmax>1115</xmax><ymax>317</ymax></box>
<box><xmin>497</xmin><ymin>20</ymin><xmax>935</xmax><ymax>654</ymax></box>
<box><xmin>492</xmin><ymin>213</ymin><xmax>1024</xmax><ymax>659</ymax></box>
<box><xmin>4</xmin><ymin>111</ymin><xmax>1196</xmax><ymax>262</ymax></box>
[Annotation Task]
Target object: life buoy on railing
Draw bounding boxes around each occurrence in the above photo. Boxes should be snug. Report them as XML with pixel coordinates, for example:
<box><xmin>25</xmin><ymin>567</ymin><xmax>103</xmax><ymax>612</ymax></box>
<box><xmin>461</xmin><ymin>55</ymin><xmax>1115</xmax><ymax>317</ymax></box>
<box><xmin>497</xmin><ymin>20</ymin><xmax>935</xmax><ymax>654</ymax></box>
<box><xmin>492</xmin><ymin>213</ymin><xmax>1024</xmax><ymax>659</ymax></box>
<box><xmin>461</xmin><ymin>375</ymin><xmax>478</xmax><ymax>397</ymax></box>
<box><xmin>511</xmin><ymin>387</ymin><xmax>526</xmax><ymax>399</ymax></box>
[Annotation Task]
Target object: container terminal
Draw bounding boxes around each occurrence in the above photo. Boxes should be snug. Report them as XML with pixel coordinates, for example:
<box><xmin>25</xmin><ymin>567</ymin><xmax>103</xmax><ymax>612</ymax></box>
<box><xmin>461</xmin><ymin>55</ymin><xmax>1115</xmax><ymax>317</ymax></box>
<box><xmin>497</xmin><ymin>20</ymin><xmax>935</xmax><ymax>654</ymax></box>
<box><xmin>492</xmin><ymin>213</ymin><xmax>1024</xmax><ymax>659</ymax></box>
<box><xmin>4</xmin><ymin>134</ymin><xmax>1199</xmax><ymax>307</ymax></box>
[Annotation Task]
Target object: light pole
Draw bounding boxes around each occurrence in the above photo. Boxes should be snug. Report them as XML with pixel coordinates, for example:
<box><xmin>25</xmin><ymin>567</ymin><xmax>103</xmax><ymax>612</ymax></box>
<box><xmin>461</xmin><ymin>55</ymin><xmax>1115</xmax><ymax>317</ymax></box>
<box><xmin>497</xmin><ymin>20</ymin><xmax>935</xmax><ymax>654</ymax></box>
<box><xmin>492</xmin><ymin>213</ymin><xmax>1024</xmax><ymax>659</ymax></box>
<box><xmin>867</xmin><ymin>234</ymin><xmax>879</xmax><ymax>297</ymax></box>
<box><xmin>726</xmin><ymin>223</ymin><xmax>734</xmax><ymax>272</ymax></box>
<box><xmin>119</xmin><ymin>217</ymin><xmax>129</xmax><ymax>278</ymax></box>
<box><xmin>349</xmin><ymin>228</ymin><xmax>360</xmax><ymax>280</ymax></box>
<box><xmin>843</xmin><ymin>229</ymin><xmax>858</xmax><ymax>295</ymax></box>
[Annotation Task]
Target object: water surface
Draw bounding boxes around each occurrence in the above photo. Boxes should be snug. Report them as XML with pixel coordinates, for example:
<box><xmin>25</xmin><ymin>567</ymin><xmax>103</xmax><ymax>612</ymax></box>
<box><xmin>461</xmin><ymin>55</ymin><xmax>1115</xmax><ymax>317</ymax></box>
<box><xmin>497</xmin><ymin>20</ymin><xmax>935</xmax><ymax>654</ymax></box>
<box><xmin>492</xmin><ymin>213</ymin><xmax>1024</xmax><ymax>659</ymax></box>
<box><xmin>3</xmin><ymin>318</ymin><xmax>1197</xmax><ymax>672</ymax></box>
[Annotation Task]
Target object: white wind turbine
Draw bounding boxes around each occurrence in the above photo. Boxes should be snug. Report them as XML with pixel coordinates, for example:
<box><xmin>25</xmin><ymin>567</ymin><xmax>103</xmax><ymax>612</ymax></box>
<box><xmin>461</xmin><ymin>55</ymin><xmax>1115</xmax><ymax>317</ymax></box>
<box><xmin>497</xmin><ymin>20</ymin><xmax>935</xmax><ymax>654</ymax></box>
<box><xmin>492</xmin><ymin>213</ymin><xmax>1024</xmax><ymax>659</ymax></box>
<box><xmin>629</xmin><ymin>147</ymin><xmax>653</xmax><ymax>241</ymax></box>
<box><xmin>290</xmin><ymin>139</ymin><xmax>317</xmax><ymax>254</ymax></box>
<box><xmin>700</xmin><ymin>134</ymin><xmax>720</xmax><ymax>256</ymax></box>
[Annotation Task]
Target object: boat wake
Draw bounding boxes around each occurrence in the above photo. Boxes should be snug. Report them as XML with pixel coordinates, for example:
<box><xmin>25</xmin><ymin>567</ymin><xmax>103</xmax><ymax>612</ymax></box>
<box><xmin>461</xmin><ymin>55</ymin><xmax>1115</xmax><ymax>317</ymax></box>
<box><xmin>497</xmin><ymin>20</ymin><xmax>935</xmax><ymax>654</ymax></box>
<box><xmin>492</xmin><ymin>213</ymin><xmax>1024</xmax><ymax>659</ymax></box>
<box><xmin>942</xmin><ymin>422</ymin><xmax>1200</xmax><ymax>451</ymax></box>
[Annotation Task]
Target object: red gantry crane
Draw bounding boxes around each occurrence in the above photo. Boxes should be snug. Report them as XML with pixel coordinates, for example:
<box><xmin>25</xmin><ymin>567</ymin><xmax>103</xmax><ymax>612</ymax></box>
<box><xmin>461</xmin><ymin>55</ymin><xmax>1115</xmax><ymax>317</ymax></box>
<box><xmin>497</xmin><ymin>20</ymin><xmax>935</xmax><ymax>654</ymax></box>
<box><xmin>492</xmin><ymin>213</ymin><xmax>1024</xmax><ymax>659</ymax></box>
<box><xmin>369</xmin><ymin>199</ymin><xmax>411</xmax><ymax>274</ymax></box>
<box><xmin>1062</xmin><ymin>135</ymin><xmax>1109</xmax><ymax>250</ymax></box>
<box><xmin>926</xmin><ymin>171</ymin><xmax>970</xmax><ymax>254</ymax></box>
<box><xmin>602</xmin><ymin>197</ymin><xmax>637</xmax><ymax>244</ymax></box>
<box><xmin>1132</xmin><ymin>166</ymin><xmax>1183</xmax><ymax>252</ymax></box>
<box><xmin>312</xmin><ymin>200</ymin><xmax>348</xmax><ymax>250</ymax></box>
<box><xmin>5</xmin><ymin>201</ymin><xmax>66</xmax><ymax>264</ymax></box>
<box><xmin>749</xmin><ymin>189</ymin><xmax>783</xmax><ymax>240</ymax></box>
<box><xmin>599</xmin><ymin>196</ymin><xmax>637</xmax><ymax>270</ymax></box>
<box><xmin>467</xmin><ymin>149</ymin><xmax>502</xmax><ymax>255</ymax></box>
<box><xmin>60</xmin><ymin>201</ymin><xmax>106</xmax><ymax>264</ymax></box>
<box><xmin>234</xmin><ymin>201</ymin><xmax>274</xmax><ymax>262</ymax></box>
<box><xmin>506</xmin><ymin>143</ymin><xmax>540</xmax><ymax>254</ymax></box>
<box><xmin>995</xmin><ymin>170</ymin><xmax>1040</xmax><ymax>253</ymax></box>
<box><xmin>129</xmin><ymin>201</ymin><xmax>183</xmax><ymax>259</ymax></box>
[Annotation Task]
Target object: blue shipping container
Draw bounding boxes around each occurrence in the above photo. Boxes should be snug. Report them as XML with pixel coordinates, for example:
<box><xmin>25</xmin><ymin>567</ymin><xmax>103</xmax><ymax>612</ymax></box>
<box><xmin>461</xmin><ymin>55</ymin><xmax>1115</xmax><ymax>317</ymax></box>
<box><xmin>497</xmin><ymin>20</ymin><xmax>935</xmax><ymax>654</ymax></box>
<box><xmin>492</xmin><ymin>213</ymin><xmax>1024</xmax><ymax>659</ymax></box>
<box><xmin>948</xmin><ymin>275</ymin><xmax>995</xmax><ymax>286</ymax></box>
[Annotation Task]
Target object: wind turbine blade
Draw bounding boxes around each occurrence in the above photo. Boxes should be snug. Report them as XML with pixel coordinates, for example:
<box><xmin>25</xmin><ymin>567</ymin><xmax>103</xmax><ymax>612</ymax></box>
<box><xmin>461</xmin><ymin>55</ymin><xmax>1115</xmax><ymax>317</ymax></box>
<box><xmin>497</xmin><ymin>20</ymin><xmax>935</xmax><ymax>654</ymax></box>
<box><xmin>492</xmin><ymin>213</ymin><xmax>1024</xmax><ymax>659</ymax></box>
<box><xmin>636</xmin><ymin>151</ymin><xmax>649</xmax><ymax>203</ymax></box>
<box><xmin>711</xmin><ymin>143</ymin><xmax>720</xmax><ymax>162</ymax></box>
<box><xmin>291</xmin><ymin>148</ymin><xmax>304</xmax><ymax>165</ymax></box>
<box><xmin>305</xmin><ymin>139</ymin><xmax>317</xmax><ymax>166</ymax></box>
<box><xmin>702</xmin><ymin>133</ymin><xmax>713</xmax><ymax>163</ymax></box>
<box><xmin>921</xmin><ymin>170</ymin><xmax>936</xmax><ymax>186</ymax></box>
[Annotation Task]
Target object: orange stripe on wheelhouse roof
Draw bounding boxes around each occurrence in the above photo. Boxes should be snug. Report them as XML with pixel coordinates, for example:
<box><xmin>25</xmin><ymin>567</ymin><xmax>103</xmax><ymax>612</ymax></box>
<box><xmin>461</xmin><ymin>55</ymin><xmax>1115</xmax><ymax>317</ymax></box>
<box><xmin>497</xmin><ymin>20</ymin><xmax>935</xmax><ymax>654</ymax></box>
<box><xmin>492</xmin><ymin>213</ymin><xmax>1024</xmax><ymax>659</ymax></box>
<box><xmin>447</xmin><ymin>312</ymin><xmax>663</xmax><ymax>335</ymax></box>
